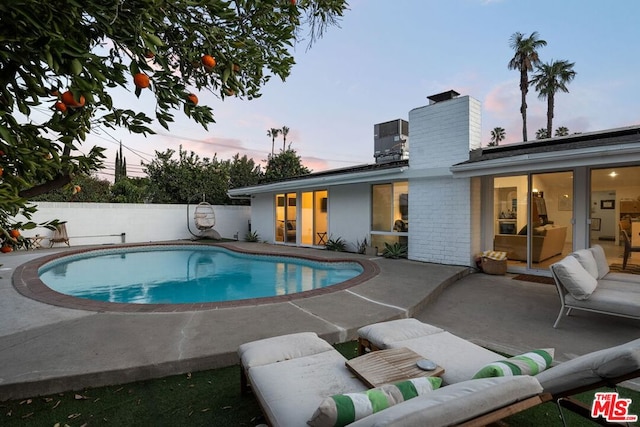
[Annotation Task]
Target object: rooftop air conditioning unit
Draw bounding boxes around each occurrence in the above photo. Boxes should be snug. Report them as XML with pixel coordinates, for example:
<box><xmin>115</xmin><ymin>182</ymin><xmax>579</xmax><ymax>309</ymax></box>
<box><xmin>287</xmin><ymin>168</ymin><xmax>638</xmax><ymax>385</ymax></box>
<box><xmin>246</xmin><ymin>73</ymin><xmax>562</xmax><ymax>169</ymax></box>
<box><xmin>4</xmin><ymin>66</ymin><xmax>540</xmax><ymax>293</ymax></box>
<box><xmin>374</xmin><ymin>119</ymin><xmax>409</xmax><ymax>164</ymax></box>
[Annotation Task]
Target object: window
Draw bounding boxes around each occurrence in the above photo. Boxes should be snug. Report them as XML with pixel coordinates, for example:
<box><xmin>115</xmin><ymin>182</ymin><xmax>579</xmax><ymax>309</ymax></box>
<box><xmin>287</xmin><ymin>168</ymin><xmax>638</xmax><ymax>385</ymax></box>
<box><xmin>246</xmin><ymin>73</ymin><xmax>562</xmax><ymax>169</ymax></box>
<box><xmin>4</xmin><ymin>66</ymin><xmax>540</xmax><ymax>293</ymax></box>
<box><xmin>371</xmin><ymin>182</ymin><xmax>408</xmax><ymax>249</ymax></box>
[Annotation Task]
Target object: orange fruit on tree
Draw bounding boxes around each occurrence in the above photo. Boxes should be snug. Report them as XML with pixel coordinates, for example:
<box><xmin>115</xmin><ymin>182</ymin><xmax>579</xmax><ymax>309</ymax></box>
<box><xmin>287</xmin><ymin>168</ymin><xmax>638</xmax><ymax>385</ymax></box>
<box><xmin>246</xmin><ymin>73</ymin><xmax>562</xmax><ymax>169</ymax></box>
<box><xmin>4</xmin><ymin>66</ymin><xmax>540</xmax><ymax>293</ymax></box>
<box><xmin>201</xmin><ymin>54</ymin><xmax>216</xmax><ymax>69</ymax></box>
<box><xmin>1</xmin><ymin>246</ymin><xmax>12</xmax><ymax>253</ymax></box>
<box><xmin>144</xmin><ymin>51</ymin><xmax>155</xmax><ymax>59</ymax></box>
<box><xmin>133</xmin><ymin>73</ymin><xmax>150</xmax><ymax>89</ymax></box>
<box><xmin>54</xmin><ymin>101</ymin><xmax>67</xmax><ymax>112</ymax></box>
<box><xmin>61</xmin><ymin>91</ymin><xmax>85</xmax><ymax>108</ymax></box>
<box><xmin>0</xmin><ymin>167</ymin><xmax>3</xmax><ymax>176</ymax></box>
<box><xmin>187</xmin><ymin>93</ymin><xmax>199</xmax><ymax>105</ymax></box>
<box><xmin>9</xmin><ymin>229</ymin><xmax>20</xmax><ymax>238</ymax></box>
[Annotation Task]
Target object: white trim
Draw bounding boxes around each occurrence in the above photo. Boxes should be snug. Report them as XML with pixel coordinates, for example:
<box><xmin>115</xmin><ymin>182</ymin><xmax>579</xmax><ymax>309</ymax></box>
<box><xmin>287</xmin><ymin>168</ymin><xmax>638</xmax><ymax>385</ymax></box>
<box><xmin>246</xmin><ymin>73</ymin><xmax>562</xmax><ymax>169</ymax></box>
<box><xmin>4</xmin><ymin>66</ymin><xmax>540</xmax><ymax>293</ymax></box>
<box><xmin>228</xmin><ymin>167</ymin><xmax>407</xmax><ymax>195</ymax></box>
<box><xmin>450</xmin><ymin>143</ymin><xmax>640</xmax><ymax>178</ymax></box>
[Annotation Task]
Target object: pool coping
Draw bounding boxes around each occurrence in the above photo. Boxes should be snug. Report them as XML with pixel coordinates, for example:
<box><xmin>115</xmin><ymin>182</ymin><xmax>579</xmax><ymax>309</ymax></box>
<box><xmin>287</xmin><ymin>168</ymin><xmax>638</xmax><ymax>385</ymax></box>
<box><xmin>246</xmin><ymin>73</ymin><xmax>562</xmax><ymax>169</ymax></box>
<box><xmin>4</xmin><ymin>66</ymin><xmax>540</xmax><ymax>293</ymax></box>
<box><xmin>12</xmin><ymin>241</ymin><xmax>380</xmax><ymax>312</ymax></box>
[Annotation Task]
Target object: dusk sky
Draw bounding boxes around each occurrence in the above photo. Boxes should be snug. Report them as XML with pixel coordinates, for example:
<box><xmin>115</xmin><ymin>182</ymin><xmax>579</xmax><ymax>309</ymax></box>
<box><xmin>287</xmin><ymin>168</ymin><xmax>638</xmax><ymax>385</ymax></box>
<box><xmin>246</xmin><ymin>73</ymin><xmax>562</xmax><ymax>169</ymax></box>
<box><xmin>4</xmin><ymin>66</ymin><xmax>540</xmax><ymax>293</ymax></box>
<box><xmin>81</xmin><ymin>0</ymin><xmax>640</xmax><ymax>180</ymax></box>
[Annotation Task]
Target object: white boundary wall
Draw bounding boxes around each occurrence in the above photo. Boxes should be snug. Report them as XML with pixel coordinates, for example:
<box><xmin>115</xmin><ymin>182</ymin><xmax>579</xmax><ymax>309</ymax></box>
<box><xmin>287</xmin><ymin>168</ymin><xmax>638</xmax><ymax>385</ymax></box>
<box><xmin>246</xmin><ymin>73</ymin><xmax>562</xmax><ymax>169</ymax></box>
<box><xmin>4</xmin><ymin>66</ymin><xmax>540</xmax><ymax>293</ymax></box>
<box><xmin>14</xmin><ymin>202</ymin><xmax>251</xmax><ymax>246</ymax></box>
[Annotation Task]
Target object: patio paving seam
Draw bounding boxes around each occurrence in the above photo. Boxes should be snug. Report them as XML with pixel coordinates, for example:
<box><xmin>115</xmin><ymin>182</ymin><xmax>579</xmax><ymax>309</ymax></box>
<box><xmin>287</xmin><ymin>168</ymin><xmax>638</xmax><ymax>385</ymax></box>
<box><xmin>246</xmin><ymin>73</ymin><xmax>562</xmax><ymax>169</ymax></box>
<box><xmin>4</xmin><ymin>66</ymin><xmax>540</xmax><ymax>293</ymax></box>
<box><xmin>344</xmin><ymin>289</ymin><xmax>408</xmax><ymax>314</ymax></box>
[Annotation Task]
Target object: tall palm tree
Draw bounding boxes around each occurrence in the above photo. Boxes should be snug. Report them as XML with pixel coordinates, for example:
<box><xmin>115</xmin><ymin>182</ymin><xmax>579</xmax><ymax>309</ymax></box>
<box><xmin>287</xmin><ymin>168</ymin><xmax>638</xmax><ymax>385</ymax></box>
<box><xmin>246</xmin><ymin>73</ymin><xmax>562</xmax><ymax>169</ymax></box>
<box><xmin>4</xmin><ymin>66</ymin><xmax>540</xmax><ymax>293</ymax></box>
<box><xmin>508</xmin><ymin>31</ymin><xmax>547</xmax><ymax>142</ymax></box>
<box><xmin>489</xmin><ymin>127</ymin><xmax>505</xmax><ymax>146</ymax></box>
<box><xmin>530</xmin><ymin>60</ymin><xmax>577</xmax><ymax>138</ymax></box>
<box><xmin>555</xmin><ymin>126</ymin><xmax>569</xmax><ymax>137</ymax></box>
<box><xmin>281</xmin><ymin>125</ymin><xmax>290</xmax><ymax>152</ymax></box>
<box><xmin>267</xmin><ymin>128</ymin><xmax>280</xmax><ymax>156</ymax></box>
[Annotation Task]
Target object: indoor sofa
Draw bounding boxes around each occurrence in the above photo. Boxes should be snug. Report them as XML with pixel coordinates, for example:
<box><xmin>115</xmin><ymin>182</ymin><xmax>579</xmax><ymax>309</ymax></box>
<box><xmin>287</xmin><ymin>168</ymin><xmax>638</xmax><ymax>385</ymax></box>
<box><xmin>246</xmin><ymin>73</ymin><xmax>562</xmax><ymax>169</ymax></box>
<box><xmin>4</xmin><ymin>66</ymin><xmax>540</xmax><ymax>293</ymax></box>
<box><xmin>550</xmin><ymin>244</ymin><xmax>640</xmax><ymax>328</ymax></box>
<box><xmin>494</xmin><ymin>225</ymin><xmax>567</xmax><ymax>262</ymax></box>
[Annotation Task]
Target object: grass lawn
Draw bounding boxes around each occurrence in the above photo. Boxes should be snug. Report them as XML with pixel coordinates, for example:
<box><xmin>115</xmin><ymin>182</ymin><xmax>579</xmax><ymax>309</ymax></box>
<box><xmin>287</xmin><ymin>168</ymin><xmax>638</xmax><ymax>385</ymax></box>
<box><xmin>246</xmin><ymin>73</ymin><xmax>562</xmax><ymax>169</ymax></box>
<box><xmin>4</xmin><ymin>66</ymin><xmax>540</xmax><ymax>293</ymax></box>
<box><xmin>1</xmin><ymin>341</ymin><xmax>638</xmax><ymax>426</ymax></box>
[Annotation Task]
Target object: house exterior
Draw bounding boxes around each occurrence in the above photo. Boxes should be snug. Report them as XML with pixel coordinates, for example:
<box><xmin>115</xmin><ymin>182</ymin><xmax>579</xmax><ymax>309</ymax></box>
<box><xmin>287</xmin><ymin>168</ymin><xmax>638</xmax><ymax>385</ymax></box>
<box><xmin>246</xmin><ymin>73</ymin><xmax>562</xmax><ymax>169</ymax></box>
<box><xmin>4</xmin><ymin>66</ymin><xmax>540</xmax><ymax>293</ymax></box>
<box><xmin>228</xmin><ymin>90</ymin><xmax>640</xmax><ymax>274</ymax></box>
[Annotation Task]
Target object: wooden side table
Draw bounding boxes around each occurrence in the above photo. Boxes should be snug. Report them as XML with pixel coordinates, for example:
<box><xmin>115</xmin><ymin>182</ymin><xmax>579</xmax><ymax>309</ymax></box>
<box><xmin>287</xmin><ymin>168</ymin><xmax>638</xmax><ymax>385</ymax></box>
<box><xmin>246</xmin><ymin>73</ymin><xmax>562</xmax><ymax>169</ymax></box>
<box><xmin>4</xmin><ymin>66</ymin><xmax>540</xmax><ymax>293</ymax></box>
<box><xmin>346</xmin><ymin>347</ymin><xmax>444</xmax><ymax>388</ymax></box>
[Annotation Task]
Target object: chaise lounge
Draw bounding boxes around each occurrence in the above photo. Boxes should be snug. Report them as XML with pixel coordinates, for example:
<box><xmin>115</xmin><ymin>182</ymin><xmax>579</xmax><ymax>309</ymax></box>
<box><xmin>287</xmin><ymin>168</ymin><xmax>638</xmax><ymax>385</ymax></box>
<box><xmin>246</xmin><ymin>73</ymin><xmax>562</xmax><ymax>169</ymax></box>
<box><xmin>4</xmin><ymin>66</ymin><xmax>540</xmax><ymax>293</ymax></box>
<box><xmin>238</xmin><ymin>319</ymin><xmax>640</xmax><ymax>426</ymax></box>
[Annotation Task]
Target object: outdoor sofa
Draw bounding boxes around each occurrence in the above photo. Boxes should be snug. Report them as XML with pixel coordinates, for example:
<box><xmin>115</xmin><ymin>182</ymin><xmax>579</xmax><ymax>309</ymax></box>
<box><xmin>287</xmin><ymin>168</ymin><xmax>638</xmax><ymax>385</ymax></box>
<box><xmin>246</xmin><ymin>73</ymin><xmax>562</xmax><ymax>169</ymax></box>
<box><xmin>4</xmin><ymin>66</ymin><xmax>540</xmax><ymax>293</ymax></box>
<box><xmin>549</xmin><ymin>244</ymin><xmax>640</xmax><ymax>328</ymax></box>
<box><xmin>238</xmin><ymin>318</ymin><xmax>640</xmax><ymax>426</ymax></box>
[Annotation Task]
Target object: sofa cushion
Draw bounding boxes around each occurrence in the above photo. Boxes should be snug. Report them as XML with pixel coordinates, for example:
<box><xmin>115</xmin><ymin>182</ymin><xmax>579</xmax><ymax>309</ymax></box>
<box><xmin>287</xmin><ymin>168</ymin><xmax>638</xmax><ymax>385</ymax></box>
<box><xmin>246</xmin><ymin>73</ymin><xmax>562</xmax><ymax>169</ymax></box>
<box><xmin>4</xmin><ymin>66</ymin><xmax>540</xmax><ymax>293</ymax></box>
<box><xmin>238</xmin><ymin>332</ymin><xmax>334</xmax><ymax>369</ymax></box>
<box><xmin>551</xmin><ymin>256</ymin><xmax>598</xmax><ymax>300</ymax></box>
<box><xmin>564</xmin><ymin>288</ymin><xmax>640</xmax><ymax>318</ymax></box>
<box><xmin>358</xmin><ymin>319</ymin><xmax>444</xmax><ymax>349</ymax></box>
<box><xmin>536</xmin><ymin>338</ymin><xmax>640</xmax><ymax>397</ymax></box>
<box><xmin>589</xmin><ymin>245</ymin><xmax>610</xmax><ymax>279</ymax></box>
<box><xmin>387</xmin><ymin>331</ymin><xmax>505</xmax><ymax>384</ymax></box>
<box><xmin>473</xmin><ymin>349</ymin><xmax>554</xmax><ymax>379</ymax></box>
<box><xmin>307</xmin><ymin>376</ymin><xmax>442</xmax><ymax>427</ymax></box>
<box><xmin>349</xmin><ymin>376</ymin><xmax>543</xmax><ymax>427</ymax></box>
<box><xmin>248</xmin><ymin>350</ymin><xmax>365</xmax><ymax>427</ymax></box>
<box><xmin>571</xmin><ymin>249</ymin><xmax>600</xmax><ymax>279</ymax></box>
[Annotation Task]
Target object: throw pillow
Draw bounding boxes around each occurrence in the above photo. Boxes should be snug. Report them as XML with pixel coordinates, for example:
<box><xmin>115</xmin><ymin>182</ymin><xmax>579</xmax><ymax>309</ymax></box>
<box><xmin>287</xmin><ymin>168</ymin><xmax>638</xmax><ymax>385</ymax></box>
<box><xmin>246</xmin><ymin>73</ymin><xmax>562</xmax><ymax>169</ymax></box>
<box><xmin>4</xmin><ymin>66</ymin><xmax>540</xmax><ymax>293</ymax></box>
<box><xmin>307</xmin><ymin>376</ymin><xmax>442</xmax><ymax>427</ymax></box>
<box><xmin>551</xmin><ymin>256</ymin><xmax>598</xmax><ymax>300</ymax></box>
<box><xmin>571</xmin><ymin>249</ymin><xmax>599</xmax><ymax>279</ymax></box>
<box><xmin>472</xmin><ymin>349</ymin><xmax>554</xmax><ymax>379</ymax></box>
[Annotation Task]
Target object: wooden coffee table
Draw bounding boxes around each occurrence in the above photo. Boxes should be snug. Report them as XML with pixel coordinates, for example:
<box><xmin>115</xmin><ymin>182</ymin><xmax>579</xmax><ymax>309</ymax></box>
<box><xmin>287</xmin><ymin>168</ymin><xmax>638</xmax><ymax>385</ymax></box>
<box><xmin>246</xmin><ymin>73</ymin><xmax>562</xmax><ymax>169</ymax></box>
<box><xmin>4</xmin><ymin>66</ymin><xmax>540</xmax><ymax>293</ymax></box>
<box><xmin>345</xmin><ymin>347</ymin><xmax>444</xmax><ymax>388</ymax></box>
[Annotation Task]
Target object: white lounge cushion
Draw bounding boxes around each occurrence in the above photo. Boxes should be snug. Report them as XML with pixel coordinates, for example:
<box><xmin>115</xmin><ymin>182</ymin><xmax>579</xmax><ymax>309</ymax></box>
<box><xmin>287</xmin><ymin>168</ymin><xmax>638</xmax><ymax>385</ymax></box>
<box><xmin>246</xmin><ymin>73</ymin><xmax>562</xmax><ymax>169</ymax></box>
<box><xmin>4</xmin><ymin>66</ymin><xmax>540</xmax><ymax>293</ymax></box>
<box><xmin>602</xmin><ymin>272</ymin><xmax>640</xmax><ymax>284</ymax></box>
<box><xmin>563</xmin><ymin>288</ymin><xmax>640</xmax><ymax>318</ymax></box>
<box><xmin>536</xmin><ymin>338</ymin><xmax>640</xmax><ymax>396</ymax></box>
<box><xmin>349</xmin><ymin>376</ymin><xmax>543</xmax><ymax>427</ymax></box>
<box><xmin>238</xmin><ymin>332</ymin><xmax>334</xmax><ymax>369</ymax></box>
<box><xmin>551</xmin><ymin>256</ymin><xmax>598</xmax><ymax>300</ymax></box>
<box><xmin>248</xmin><ymin>350</ymin><xmax>365</xmax><ymax>427</ymax></box>
<box><xmin>588</xmin><ymin>245</ymin><xmax>610</xmax><ymax>279</ymax></box>
<box><xmin>358</xmin><ymin>318</ymin><xmax>444</xmax><ymax>349</ymax></box>
<box><xmin>387</xmin><ymin>331</ymin><xmax>505</xmax><ymax>384</ymax></box>
<box><xmin>571</xmin><ymin>249</ymin><xmax>599</xmax><ymax>279</ymax></box>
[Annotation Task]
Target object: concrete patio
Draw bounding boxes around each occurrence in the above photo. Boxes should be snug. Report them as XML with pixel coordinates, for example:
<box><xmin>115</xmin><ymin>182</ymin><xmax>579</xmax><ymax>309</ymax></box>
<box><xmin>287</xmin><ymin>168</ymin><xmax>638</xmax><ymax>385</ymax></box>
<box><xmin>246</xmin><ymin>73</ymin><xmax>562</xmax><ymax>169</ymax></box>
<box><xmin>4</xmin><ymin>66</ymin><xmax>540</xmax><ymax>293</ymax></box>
<box><xmin>0</xmin><ymin>242</ymin><xmax>638</xmax><ymax>401</ymax></box>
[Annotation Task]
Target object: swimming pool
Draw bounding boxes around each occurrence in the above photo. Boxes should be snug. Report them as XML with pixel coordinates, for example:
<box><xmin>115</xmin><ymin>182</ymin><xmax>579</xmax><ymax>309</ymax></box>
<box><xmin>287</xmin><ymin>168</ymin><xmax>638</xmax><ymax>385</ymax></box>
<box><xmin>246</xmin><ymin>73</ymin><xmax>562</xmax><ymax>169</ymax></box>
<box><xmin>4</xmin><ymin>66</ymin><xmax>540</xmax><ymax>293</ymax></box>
<box><xmin>36</xmin><ymin>245</ymin><xmax>366</xmax><ymax>306</ymax></box>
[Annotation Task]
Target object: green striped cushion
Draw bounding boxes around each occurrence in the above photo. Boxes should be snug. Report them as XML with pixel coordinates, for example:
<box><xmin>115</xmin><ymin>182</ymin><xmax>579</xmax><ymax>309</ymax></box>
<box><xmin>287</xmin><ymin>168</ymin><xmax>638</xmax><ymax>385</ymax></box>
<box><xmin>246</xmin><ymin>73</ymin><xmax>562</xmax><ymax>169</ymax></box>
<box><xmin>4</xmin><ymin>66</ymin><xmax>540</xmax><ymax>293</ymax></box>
<box><xmin>472</xmin><ymin>349</ymin><xmax>554</xmax><ymax>379</ymax></box>
<box><xmin>307</xmin><ymin>376</ymin><xmax>442</xmax><ymax>427</ymax></box>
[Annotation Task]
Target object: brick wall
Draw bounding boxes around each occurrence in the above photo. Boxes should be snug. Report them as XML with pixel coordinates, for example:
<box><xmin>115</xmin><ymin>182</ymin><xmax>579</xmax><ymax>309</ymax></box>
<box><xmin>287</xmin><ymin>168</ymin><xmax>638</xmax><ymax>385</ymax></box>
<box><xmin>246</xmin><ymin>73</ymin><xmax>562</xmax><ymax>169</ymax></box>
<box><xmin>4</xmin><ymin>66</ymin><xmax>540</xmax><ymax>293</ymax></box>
<box><xmin>407</xmin><ymin>95</ymin><xmax>481</xmax><ymax>266</ymax></box>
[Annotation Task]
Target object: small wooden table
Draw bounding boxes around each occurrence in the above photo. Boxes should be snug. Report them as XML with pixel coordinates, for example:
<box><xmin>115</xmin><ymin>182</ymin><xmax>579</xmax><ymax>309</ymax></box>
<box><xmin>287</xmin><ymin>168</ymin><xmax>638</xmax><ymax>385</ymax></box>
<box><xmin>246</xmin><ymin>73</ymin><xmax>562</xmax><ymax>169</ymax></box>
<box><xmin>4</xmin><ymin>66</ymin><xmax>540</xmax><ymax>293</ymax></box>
<box><xmin>346</xmin><ymin>347</ymin><xmax>444</xmax><ymax>388</ymax></box>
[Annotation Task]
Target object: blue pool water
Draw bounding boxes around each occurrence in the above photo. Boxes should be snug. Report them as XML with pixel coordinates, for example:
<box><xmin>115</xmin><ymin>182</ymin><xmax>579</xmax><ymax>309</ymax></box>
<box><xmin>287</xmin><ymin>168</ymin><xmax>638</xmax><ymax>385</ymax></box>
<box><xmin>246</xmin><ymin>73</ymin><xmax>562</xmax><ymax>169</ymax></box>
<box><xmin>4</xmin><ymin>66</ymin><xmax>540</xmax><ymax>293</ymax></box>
<box><xmin>38</xmin><ymin>246</ymin><xmax>363</xmax><ymax>304</ymax></box>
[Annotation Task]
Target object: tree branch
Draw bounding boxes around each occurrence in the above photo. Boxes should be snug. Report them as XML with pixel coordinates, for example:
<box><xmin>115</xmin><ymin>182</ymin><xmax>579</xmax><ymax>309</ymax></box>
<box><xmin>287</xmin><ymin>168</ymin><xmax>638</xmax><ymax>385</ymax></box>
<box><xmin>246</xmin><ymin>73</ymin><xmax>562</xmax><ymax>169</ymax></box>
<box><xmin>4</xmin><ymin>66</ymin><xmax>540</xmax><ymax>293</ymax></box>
<box><xmin>18</xmin><ymin>174</ymin><xmax>72</xmax><ymax>198</ymax></box>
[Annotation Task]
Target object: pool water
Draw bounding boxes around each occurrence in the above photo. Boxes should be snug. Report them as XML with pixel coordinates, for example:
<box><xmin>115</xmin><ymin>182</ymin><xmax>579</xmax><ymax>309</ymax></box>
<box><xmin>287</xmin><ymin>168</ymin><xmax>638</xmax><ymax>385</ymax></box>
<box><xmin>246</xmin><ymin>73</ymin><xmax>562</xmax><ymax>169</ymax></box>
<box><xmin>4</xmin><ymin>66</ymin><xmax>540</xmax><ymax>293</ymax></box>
<box><xmin>38</xmin><ymin>246</ymin><xmax>364</xmax><ymax>304</ymax></box>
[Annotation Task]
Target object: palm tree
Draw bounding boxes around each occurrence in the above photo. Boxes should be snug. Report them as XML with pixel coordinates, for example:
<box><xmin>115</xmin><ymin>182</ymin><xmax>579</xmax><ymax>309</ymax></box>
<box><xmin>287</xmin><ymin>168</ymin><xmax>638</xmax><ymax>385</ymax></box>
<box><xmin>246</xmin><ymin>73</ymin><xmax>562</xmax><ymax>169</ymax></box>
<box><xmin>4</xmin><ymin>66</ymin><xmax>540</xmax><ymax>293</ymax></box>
<box><xmin>281</xmin><ymin>125</ymin><xmax>290</xmax><ymax>152</ymax></box>
<box><xmin>530</xmin><ymin>60</ymin><xmax>577</xmax><ymax>137</ymax></box>
<box><xmin>508</xmin><ymin>31</ymin><xmax>547</xmax><ymax>142</ymax></box>
<box><xmin>535</xmin><ymin>128</ymin><xmax>549</xmax><ymax>139</ymax></box>
<box><xmin>489</xmin><ymin>127</ymin><xmax>505</xmax><ymax>146</ymax></box>
<box><xmin>555</xmin><ymin>126</ymin><xmax>569</xmax><ymax>137</ymax></box>
<box><xmin>267</xmin><ymin>128</ymin><xmax>281</xmax><ymax>156</ymax></box>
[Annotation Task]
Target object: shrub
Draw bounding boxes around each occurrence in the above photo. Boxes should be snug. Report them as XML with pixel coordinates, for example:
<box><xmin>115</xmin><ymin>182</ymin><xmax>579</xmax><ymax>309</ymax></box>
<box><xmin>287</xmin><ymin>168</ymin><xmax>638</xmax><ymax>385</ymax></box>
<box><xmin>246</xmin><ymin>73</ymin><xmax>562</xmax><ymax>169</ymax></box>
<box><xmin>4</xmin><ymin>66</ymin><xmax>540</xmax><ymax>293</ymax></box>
<box><xmin>245</xmin><ymin>230</ymin><xmax>260</xmax><ymax>242</ymax></box>
<box><xmin>325</xmin><ymin>236</ymin><xmax>346</xmax><ymax>252</ymax></box>
<box><xmin>382</xmin><ymin>242</ymin><xmax>407</xmax><ymax>259</ymax></box>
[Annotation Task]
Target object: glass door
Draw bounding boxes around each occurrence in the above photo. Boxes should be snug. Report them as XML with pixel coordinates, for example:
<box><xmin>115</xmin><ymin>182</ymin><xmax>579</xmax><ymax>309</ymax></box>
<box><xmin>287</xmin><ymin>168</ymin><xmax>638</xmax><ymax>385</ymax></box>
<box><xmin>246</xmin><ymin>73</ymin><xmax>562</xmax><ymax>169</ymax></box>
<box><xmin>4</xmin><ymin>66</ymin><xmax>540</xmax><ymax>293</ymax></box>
<box><xmin>528</xmin><ymin>171</ymin><xmax>573</xmax><ymax>270</ymax></box>
<box><xmin>275</xmin><ymin>193</ymin><xmax>298</xmax><ymax>243</ymax></box>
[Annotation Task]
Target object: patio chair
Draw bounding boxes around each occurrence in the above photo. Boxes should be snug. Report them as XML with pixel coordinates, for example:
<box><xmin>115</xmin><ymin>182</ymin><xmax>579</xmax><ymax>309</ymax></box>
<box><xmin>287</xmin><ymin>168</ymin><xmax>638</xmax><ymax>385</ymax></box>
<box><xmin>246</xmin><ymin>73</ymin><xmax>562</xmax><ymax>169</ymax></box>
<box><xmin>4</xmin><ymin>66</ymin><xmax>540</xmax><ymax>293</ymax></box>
<box><xmin>49</xmin><ymin>223</ymin><xmax>70</xmax><ymax>247</ymax></box>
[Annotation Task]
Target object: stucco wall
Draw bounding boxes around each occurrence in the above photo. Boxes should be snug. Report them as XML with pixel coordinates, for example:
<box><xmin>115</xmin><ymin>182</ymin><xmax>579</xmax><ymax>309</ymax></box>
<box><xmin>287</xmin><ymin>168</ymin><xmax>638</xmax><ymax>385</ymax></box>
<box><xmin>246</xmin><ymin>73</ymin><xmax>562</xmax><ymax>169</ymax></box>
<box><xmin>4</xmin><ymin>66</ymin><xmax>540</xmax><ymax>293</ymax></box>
<box><xmin>14</xmin><ymin>202</ymin><xmax>250</xmax><ymax>246</ymax></box>
<box><xmin>249</xmin><ymin>194</ymin><xmax>275</xmax><ymax>242</ymax></box>
<box><xmin>326</xmin><ymin>183</ymin><xmax>371</xmax><ymax>251</ymax></box>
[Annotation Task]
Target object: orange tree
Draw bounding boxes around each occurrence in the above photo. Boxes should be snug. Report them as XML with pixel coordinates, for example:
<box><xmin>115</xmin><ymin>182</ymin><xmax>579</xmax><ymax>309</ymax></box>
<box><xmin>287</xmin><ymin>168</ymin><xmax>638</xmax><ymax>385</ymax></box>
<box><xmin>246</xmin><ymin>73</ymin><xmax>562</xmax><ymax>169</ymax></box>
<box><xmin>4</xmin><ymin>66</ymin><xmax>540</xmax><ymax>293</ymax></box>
<box><xmin>0</xmin><ymin>0</ymin><xmax>347</xmax><ymax>249</ymax></box>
